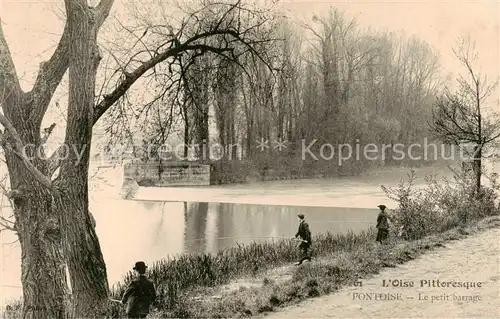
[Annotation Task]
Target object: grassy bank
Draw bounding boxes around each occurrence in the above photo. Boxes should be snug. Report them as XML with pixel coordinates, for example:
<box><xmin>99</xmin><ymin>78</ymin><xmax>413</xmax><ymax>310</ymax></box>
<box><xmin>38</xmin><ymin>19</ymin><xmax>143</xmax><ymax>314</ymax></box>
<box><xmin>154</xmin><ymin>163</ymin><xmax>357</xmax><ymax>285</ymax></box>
<box><xmin>103</xmin><ymin>216</ymin><xmax>498</xmax><ymax>318</ymax></box>
<box><xmin>160</xmin><ymin>216</ymin><xmax>500</xmax><ymax>318</ymax></box>
<box><xmin>104</xmin><ymin>229</ymin><xmax>377</xmax><ymax>318</ymax></box>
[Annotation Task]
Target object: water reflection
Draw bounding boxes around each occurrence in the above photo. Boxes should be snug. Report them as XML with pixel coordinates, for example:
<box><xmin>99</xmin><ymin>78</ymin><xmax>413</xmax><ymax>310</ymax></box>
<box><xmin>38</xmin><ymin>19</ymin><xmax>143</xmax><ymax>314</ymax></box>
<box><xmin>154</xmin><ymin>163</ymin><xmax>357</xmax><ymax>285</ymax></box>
<box><xmin>94</xmin><ymin>200</ymin><xmax>377</xmax><ymax>262</ymax></box>
<box><xmin>184</xmin><ymin>202</ymin><xmax>209</xmax><ymax>253</ymax></box>
<box><xmin>88</xmin><ymin>200</ymin><xmax>377</xmax><ymax>284</ymax></box>
<box><xmin>190</xmin><ymin>202</ymin><xmax>377</xmax><ymax>252</ymax></box>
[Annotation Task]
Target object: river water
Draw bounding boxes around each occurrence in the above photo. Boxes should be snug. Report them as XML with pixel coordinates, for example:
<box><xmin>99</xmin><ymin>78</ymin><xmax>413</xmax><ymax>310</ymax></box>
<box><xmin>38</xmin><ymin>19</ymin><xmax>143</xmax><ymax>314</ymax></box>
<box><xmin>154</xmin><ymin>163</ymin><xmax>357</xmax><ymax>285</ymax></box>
<box><xmin>1</xmin><ymin>163</ymin><xmax>495</xmax><ymax>308</ymax></box>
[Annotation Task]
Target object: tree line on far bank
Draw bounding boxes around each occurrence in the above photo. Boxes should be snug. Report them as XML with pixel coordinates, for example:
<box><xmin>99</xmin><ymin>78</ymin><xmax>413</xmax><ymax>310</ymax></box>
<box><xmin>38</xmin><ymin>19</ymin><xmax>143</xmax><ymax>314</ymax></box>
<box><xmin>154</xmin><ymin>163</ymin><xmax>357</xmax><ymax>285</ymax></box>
<box><xmin>101</xmin><ymin>7</ymin><xmax>452</xmax><ymax>184</ymax></box>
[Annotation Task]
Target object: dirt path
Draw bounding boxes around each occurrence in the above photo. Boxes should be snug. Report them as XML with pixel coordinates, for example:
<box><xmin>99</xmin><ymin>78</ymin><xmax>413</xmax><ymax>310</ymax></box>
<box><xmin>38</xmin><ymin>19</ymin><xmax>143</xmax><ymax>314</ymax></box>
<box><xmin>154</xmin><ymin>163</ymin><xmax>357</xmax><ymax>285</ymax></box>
<box><xmin>262</xmin><ymin>228</ymin><xmax>500</xmax><ymax>318</ymax></box>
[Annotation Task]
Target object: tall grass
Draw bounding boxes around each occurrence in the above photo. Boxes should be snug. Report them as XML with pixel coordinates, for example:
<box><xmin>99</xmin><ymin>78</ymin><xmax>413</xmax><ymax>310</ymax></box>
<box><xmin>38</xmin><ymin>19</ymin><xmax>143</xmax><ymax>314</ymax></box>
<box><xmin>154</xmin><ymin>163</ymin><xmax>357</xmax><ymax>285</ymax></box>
<box><xmin>105</xmin><ymin>229</ymin><xmax>376</xmax><ymax>316</ymax></box>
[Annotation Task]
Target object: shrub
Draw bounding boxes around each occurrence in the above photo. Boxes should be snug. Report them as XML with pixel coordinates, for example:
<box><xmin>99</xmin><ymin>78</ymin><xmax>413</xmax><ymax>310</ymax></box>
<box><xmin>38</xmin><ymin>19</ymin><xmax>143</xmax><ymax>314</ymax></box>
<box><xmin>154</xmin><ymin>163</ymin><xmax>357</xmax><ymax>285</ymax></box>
<box><xmin>382</xmin><ymin>169</ymin><xmax>500</xmax><ymax>240</ymax></box>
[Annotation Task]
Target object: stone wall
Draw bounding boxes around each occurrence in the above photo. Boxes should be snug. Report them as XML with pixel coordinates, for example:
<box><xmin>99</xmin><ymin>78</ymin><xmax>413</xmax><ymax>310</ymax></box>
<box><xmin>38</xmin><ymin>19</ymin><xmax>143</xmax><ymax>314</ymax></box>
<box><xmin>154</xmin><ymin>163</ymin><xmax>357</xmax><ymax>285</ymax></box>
<box><xmin>124</xmin><ymin>160</ymin><xmax>211</xmax><ymax>186</ymax></box>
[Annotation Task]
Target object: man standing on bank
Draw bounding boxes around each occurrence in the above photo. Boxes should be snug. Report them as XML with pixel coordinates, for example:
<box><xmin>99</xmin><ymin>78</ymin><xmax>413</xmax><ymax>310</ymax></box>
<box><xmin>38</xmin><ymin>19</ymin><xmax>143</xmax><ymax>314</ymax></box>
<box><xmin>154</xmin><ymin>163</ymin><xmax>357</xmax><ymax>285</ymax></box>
<box><xmin>294</xmin><ymin>214</ymin><xmax>312</xmax><ymax>265</ymax></box>
<box><xmin>376</xmin><ymin>205</ymin><xmax>391</xmax><ymax>244</ymax></box>
<box><xmin>121</xmin><ymin>261</ymin><xmax>156</xmax><ymax>318</ymax></box>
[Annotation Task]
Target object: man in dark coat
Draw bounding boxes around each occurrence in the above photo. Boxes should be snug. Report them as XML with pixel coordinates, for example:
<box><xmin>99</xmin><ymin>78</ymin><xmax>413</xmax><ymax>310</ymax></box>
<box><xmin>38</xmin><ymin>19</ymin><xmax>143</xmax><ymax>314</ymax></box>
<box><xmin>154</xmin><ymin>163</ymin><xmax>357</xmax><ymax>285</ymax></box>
<box><xmin>294</xmin><ymin>214</ymin><xmax>312</xmax><ymax>265</ymax></box>
<box><xmin>376</xmin><ymin>205</ymin><xmax>391</xmax><ymax>244</ymax></box>
<box><xmin>121</xmin><ymin>261</ymin><xmax>156</xmax><ymax>318</ymax></box>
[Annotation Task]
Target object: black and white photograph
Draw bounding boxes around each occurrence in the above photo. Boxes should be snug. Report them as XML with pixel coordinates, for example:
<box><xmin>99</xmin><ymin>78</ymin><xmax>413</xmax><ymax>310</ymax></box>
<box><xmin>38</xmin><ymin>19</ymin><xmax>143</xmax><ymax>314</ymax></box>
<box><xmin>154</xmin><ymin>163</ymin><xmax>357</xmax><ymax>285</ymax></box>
<box><xmin>1</xmin><ymin>0</ymin><xmax>499</xmax><ymax>318</ymax></box>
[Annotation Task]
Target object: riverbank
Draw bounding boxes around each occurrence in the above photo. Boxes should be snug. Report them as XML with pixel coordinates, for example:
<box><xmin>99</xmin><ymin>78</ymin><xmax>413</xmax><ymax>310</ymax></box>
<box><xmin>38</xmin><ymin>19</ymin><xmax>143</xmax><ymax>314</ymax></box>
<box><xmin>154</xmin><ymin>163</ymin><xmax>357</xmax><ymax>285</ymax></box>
<box><xmin>263</xmin><ymin>222</ymin><xmax>500</xmax><ymax>318</ymax></box>
<box><xmin>135</xmin><ymin>216</ymin><xmax>499</xmax><ymax>318</ymax></box>
<box><xmin>126</xmin><ymin>156</ymin><xmax>458</xmax><ymax>188</ymax></box>
<box><xmin>207</xmin><ymin>157</ymin><xmax>458</xmax><ymax>185</ymax></box>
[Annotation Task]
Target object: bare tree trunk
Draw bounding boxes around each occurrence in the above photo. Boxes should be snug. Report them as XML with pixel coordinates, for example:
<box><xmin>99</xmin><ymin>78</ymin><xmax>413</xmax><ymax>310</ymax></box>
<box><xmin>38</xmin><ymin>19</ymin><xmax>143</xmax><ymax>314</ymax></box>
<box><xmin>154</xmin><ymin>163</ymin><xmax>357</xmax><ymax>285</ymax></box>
<box><xmin>193</xmin><ymin>107</ymin><xmax>209</xmax><ymax>160</ymax></box>
<box><xmin>183</xmin><ymin>118</ymin><xmax>190</xmax><ymax>159</ymax></box>
<box><xmin>473</xmin><ymin>145</ymin><xmax>482</xmax><ymax>196</ymax></box>
<box><xmin>19</xmin><ymin>226</ymin><xmax>68</xmax><ymax>319</ymax></box>
<box><xmin>187</xmin><ymin>59</ymin><xmax>210</xmax><ymax>161</ymax></box>
<box><xmin>229</xmin><ymin>115</ymin><xmax>237</xmax><ymax>160</ymax></box>
<box><xmin>181</xmin><ymin>92</ymin><xmax>191</xmax><ymax>159</ymax></box>
<box><xmin>55</xmin><ymin>2</ymin><xmax>112</xmax><ymax>317</ymax></box>
<box><xmin>2</xmin><ymin>24</ymin><xmax>70</xmax><ymax>318</ymax></box>
<box><xmin>214</xmin><ymin>60</ymin><xmax>239</xmax><ymax>160</ymax></box>
<box><xmin>5</xmin><ymin>155</ymin><xmax>69</xmax><ymax>319</ymax></box>
<box><xmin>241</xmin><ymin>74</ymin><xmax>254</xmax><ymax>158</ymax></box>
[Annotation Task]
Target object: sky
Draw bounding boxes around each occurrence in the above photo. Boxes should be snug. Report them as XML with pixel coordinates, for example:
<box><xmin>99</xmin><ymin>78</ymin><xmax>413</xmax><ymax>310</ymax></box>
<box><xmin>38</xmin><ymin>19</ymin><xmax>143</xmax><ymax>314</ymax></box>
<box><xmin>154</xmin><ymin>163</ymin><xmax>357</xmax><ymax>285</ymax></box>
<box><xmin>0</xmin><ymin>0</ymin><xmax>498</xmax><ymax>108</ymax></box>
<box><xmin>283</xmin><ymin>0</ymin><xmax>499</xmax><ymax>82</ymax></box>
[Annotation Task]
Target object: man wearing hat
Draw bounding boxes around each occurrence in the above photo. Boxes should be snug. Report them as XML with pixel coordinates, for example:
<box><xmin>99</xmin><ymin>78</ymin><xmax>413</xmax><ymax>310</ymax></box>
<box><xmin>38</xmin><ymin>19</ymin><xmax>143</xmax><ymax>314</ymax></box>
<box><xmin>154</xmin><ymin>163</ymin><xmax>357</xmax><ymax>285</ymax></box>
<box><xmin>376</xmin><ymin>205</ymin><xmax>391</xmax><ymax>244</ymax></box>
<box><xmin>294</xmin><ymin>214</ymin><xmax>312</xmax><ymax>265</ymax></box>
<box><xmin>121</xmin><ymin>261</ymin><xmax>156</xmax><ymax>318</ymax></box>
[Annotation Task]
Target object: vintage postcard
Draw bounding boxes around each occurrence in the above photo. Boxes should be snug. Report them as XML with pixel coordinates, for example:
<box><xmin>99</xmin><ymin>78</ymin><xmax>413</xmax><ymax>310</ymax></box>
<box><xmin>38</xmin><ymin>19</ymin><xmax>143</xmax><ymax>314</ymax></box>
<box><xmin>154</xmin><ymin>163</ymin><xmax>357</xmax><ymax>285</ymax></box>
<box><xmin>1</xmin><ymin>0</ymin><xmax>499</xmax><ymax>318</ymax></box>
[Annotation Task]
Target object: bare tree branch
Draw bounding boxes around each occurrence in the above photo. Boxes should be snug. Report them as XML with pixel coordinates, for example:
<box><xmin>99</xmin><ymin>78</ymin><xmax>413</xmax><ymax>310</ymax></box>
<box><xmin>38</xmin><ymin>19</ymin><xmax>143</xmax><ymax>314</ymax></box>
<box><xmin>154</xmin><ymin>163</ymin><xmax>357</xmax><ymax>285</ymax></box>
<box><xmin>0</xmin><ymin>20</ymin><xmax>23</xmax><ymax>105</ymax></box>
<box><xmin>94</xmin><ymin>0</ymin><xmax>116</xmax><ymax>29</ymax></box>
<box><xmin>26</xmin><ymin>22</ymin><xmax>70</xmax><ymax>126</ymax></box>
<box><xmin>0</xmin><ymin>110</ymin><xmax>53</xmax><ymax>190</ymax></box>
<box><xmin>94</xmin><ymin>32</ymin><xmax>247</xmax><ymax>124</ymax></box>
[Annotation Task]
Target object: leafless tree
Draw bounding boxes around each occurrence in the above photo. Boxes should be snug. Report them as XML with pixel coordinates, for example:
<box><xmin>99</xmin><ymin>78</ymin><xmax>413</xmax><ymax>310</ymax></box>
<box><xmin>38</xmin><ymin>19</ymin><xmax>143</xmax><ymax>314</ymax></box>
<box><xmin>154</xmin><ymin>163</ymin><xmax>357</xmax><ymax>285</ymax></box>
<box><xmin>431</xmin><ymin>36</ymin><xmax>500</xmax><ymax>196</ymax></box>
<box><xmin>0</xmin><ymin>0</ymin><xmax>277</xmax><ymax>317</ymax></box>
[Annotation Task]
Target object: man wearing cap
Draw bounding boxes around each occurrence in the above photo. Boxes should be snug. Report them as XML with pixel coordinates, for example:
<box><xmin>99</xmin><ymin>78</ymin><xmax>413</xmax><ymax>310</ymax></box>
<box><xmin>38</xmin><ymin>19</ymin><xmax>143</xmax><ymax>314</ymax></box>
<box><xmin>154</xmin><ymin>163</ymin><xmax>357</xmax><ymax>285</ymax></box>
<box><xmin>376</xmin><ymin>205</ymin><xmax>391</xmax><ymax>244</ymax></box>
<box><xmin>294</xmin><ymin>214</ymin><xmax>312</xmax><ymax>265</ymax></box>
<box><xmin>121</xmin><ymin>261</ymin><xmax>156</xmax><ymax>318</ymax></box>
